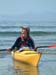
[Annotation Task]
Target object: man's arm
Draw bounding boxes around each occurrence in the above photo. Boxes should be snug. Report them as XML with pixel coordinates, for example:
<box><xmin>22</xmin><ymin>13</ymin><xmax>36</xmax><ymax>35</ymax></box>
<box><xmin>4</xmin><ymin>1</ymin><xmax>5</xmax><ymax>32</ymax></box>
<box><xmin>11</xmin><ymin>37</ymin><xmax>20</xmax><ymax>50</ymax></box>
<box><xmin>29</xmin><ymin>38</ymin><xmax>35</xmax><ymax>49</ymax></box>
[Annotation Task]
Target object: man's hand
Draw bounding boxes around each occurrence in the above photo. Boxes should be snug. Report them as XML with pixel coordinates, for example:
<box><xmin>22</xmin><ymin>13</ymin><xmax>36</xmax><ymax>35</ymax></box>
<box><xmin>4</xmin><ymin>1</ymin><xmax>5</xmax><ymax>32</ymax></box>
<box><xmin>34</xmin><ymin>47</ymin><xmax>38</xmax><ymax>51</ymax></box>
<box><xmin>6</xmin><ymin>48</ymin><xmax>11</xmax><ymax>52</ymax></box>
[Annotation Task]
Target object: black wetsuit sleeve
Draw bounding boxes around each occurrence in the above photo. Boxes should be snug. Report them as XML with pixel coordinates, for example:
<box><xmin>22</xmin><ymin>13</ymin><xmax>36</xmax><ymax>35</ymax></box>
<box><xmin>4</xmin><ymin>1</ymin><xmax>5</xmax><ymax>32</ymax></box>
<box><xmin>11</xmin><ymin>37</ymin><xmax>21</xmax><ymax>50</ymax></box>
<box><xmin>29</xmin><ymin>38</ymin><xmax>35</xmax><ymax>49</ymax></box>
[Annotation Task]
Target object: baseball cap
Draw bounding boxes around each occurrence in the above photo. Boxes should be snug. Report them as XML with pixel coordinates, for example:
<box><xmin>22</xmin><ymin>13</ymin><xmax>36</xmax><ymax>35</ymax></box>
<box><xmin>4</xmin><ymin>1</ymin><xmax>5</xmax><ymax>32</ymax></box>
<box><xmin>21</xmin><ymin>25</ymin><xmax>30</xmax><ymax>32</ymax></box>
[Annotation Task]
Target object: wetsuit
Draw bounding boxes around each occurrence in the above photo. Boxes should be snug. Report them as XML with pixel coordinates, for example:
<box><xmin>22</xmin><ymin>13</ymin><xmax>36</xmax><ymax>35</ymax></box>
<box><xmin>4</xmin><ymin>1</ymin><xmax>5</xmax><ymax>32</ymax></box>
<box><xmin>11</xmin><ymin>36</ymin><xmax>35</xmax><ymax>50</ymax></box>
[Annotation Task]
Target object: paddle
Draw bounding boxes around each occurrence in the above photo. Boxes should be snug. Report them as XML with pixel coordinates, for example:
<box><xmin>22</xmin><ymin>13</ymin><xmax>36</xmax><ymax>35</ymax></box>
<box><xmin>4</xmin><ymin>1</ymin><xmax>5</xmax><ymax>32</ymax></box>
<box><xmin>34</xmin><ymin>44</ymin><xmax>56</xmax><ymax>51</ymax></box>
<box><xmin>0</xmin><ymin>44</ymin><xmax>56</xmax><ymax>51</ymax></box>
<box><xmin>36</xmin><ymin>44</ymin><xmax>56</xmax><ymax>48</ymax></box>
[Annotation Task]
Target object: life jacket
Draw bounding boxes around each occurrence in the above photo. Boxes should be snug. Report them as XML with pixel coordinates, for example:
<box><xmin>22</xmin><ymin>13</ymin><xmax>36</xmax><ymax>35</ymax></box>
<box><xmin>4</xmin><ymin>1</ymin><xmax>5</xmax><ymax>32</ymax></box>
<box><xmin>20</xmin><ymin>35</ymin><xmax>30</xmax><ymax>48</ymax></box>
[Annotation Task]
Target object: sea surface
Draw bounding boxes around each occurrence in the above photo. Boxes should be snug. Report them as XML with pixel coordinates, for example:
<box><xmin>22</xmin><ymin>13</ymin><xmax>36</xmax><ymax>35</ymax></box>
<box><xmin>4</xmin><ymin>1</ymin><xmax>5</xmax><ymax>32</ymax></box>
<box><xmin>0</xmin><ymin>20</ymin><xmax>56</xmax><ymax>75</ymax></box>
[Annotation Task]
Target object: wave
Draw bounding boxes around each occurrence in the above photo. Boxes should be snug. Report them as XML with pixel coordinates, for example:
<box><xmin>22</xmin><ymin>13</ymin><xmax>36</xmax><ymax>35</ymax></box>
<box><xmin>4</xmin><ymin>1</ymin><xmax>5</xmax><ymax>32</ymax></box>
<box><xmin>0</xmin><ymin>31</ymin><xmax>56</xmax><ymax>36</ymax></box>
<box><xmin>0</xmin><ymin>25</ymin><xmax>21</xmax><ymax>29</ymax></box>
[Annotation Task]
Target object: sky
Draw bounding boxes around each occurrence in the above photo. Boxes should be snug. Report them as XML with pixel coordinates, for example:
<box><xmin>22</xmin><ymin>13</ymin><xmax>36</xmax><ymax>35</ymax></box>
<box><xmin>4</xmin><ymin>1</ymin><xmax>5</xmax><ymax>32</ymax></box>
<box><xmin>0</xmin><ymin>0</ymin><xmax>56</xmax><ymax>21</ymax></box>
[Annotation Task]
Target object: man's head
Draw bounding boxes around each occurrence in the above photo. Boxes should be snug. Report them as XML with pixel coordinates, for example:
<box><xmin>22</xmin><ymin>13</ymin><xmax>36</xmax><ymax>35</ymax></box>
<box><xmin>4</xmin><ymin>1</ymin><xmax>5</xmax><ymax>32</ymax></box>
<box><xmin>21</xmin><ymin>26</ymin><xmax>30</xmax><ymax>38</ymax></box>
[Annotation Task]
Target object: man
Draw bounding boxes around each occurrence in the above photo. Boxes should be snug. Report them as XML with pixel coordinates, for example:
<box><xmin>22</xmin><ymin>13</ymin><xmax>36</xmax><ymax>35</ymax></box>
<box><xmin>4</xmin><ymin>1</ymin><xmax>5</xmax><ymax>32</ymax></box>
<box><xmin>9</xmin><ymin>26</ymin><xmax>36</xmax><ymax>51</ymax></box>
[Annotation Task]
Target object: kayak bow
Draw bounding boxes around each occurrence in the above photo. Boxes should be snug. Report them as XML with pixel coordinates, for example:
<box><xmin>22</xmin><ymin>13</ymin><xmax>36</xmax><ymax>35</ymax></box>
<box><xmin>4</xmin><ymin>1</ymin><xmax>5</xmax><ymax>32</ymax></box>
<box><xmin>11</xmin><ymin>49</ymin><xmax>41</xmax><ymax>67</ymax></box>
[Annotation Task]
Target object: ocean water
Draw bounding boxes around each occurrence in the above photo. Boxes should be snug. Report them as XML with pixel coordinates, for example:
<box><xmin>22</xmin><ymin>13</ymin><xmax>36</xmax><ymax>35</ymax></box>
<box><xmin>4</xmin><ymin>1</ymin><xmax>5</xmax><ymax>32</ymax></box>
<box><xmin>0</xmin><ymin>20</ymin><xmax>56</xmax><ymax>75</ymax></box>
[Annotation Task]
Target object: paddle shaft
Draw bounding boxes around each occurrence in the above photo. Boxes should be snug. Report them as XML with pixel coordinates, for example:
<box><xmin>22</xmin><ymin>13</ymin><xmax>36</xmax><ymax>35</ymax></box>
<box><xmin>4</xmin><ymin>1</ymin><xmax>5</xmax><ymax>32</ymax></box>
<box><xmin>36</xmin><ymin>46</ymin><xmax>48</xmax><ymax>48</ymax></box>
<box><xmin>0</xmin><ymin>49</ymin><xmax>7</xmax><ymax>51</ymax></box>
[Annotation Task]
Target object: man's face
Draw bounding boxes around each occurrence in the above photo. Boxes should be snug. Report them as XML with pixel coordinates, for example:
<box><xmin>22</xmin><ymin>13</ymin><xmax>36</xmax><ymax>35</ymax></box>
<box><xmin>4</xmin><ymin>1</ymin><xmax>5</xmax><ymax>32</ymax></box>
<box><xmin>21</xmin><ymin>28</ymin><xmax>28</xmax><ymax>38</ymax></box>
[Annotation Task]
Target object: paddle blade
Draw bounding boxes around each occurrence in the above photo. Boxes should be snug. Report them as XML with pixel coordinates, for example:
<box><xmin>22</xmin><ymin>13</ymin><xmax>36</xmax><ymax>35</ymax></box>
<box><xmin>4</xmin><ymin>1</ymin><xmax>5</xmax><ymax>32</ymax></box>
<box><xmin>48</xmin><ymin>44</ymin><xmax>56</xmax><ymax>48</ymax></box>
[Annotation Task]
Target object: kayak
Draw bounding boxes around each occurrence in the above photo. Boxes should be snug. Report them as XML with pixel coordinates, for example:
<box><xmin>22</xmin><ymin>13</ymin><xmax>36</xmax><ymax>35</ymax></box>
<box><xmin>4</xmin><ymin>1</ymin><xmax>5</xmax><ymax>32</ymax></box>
<box><xmin>11</xmin><ymin>49</ymin><xmax>41</xmax><ymax>67</ymax></box>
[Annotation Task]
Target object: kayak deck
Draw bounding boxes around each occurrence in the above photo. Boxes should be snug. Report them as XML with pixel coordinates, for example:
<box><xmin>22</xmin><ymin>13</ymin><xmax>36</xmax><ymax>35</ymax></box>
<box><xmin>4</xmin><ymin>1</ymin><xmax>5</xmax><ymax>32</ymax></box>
<box><xmin>11</xmin><ymin>50</ymin><xmax>41</xmax><ymax>67</ymax></box>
